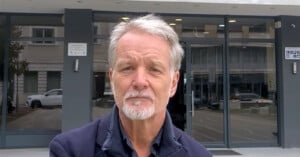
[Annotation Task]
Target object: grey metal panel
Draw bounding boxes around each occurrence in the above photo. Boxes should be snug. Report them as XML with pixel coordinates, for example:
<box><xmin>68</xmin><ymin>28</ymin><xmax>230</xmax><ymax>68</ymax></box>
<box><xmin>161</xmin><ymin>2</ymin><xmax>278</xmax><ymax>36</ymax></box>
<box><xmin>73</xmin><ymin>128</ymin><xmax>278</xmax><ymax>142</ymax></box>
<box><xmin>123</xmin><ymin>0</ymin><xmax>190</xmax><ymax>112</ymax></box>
<box><xmin>278</xmin><ymin>16</ymin><xmax>300</xmax><ymax>148</ymax></box>
<box><xmin>62</xmin><ymin>9</ymin><xmax>93</xmax><ymax>131</ymax></box>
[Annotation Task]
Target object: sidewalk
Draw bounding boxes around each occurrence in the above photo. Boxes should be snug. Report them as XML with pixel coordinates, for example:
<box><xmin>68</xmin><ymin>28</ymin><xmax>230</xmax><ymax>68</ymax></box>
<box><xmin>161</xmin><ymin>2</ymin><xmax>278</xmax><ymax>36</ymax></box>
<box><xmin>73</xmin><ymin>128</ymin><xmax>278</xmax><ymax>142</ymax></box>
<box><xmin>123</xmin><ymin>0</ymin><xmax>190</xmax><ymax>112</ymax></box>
<box><xmin>0</xmin><ymin>148</ymin><xmax>48</xmax><ymax>157</ymax></box>
<box><xmin>0</xmin><ymin>147</ymin><xmax>300</xmax><ymax>157</ymax></box>
<box><xmin>210</xmin><ymin>147</ymin><xmax>300</xmax><ymax>157</ymax></box>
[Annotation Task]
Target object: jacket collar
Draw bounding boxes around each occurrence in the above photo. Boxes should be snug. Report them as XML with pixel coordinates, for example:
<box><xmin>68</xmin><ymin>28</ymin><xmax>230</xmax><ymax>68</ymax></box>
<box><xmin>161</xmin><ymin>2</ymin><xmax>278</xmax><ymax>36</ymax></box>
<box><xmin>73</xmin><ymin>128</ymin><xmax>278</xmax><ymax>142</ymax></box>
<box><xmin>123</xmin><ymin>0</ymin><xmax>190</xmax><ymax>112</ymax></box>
<box><xmin>95</xmin><ymin>105</ymin><xmax>183</xmax><ymax>156</ymax></box>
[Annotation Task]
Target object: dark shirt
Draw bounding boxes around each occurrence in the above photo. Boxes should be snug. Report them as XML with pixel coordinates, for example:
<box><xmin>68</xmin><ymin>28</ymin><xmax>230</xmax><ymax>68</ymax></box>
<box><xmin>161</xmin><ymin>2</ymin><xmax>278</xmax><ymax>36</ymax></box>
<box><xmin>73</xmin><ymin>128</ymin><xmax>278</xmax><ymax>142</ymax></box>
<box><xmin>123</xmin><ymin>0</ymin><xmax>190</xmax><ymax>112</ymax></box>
<box><xmin>102</xmin><ymin>106</ymin><xmax>180</xmax><ymax>157</ymax></box>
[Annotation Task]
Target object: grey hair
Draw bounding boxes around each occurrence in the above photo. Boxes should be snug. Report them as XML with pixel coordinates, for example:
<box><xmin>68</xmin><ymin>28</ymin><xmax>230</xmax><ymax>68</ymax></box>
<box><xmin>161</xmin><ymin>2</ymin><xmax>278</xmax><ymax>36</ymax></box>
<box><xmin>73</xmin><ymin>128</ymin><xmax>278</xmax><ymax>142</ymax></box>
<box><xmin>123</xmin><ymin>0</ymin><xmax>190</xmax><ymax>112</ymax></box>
<box><xmin>108</xmin><ymin>14</ymin><xmax>184</xmax><ymax>71</ymax></box>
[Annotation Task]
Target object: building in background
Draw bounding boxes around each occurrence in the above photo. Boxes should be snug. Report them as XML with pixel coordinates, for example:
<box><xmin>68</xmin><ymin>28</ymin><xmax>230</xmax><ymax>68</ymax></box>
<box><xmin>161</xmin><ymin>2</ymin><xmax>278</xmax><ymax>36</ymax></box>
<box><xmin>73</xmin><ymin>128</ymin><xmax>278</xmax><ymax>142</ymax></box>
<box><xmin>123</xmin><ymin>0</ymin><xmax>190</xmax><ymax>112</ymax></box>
<box><xmin>0</xmin><ymin>0</ymin><xmax>300</xmax><ymax>149</ymax></box>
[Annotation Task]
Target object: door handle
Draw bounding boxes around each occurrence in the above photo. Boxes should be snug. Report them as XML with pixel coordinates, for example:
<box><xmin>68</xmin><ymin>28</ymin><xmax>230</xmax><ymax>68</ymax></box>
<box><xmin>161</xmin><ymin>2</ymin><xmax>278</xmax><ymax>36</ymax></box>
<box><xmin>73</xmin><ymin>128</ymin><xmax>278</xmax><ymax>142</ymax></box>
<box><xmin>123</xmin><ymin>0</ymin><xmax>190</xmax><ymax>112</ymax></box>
<box><xmin>191</xmin><ymin>90</ymin><xmax>195</xmax><ymax>117</ymax></box>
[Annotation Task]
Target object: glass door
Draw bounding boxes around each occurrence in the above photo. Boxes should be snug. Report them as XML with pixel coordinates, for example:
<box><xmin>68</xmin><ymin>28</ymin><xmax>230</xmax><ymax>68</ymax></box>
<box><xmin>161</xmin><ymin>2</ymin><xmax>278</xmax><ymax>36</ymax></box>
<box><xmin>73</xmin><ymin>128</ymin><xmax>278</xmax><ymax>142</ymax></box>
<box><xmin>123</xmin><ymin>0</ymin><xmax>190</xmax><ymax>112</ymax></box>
<box><xmin>228</xmin><ymin>17</ymin><xmax>278</xmax><ymax>146</ymax></box>
<box><xmin>185</xmin><ymin>42</ymin><xmax>225</xmax><ymax>146</ymax></box>
<box><xmin>183</xmin><ymin>17</ymin><xmax>278</xmax><ymax>147</ymax></box>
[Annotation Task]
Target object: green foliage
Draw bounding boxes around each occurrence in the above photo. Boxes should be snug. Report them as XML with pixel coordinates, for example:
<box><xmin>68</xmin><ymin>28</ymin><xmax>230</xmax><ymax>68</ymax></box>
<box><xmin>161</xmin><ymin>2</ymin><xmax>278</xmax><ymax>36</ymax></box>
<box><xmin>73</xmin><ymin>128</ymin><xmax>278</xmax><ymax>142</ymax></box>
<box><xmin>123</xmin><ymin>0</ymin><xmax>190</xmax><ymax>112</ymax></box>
<box><xmin>1</xmin><ymin>26</ymin><xmax>28</xmax><ymax>101</ymax></box>
<box><xmin>0</xmin><ymin>26</ymin><xmax>28</xmax><ymax>78</ymax></box>
<box><xmin>9</xmin><ymin>41</ymin><xmax>28</xmax><ymax>76</ymax></box>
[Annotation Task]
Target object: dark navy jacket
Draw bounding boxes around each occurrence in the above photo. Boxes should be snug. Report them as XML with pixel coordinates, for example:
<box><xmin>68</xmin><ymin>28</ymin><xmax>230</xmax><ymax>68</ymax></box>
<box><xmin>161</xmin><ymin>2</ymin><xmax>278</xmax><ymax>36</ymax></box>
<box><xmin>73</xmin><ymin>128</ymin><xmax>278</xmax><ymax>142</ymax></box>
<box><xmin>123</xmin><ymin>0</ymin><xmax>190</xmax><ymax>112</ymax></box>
<box><xmin>49</xmin><ymin>107</ymin><xmax>212</xmax><ymax>157</ymax></box>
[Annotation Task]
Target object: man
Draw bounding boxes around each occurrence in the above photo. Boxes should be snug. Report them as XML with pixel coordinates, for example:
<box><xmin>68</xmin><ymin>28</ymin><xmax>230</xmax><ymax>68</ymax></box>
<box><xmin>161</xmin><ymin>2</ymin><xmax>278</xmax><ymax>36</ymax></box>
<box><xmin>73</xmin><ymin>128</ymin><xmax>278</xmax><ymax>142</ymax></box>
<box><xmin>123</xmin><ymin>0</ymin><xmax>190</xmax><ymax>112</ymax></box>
<box><xmin>49</xmin><ymin>14</ymin><xmax>211</xmax><ymax>157</ymax></box>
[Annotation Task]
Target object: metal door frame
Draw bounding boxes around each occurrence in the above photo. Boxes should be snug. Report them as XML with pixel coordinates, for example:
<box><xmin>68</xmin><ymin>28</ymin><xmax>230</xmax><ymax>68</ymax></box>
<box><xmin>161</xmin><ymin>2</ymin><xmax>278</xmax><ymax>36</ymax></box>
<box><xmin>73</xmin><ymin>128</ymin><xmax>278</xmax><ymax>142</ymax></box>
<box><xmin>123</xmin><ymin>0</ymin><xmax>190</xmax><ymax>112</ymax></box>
<box><xmin>182</xmin><ymin>37</ymin><xmax>229</xmax><ymax>147</ymax></box>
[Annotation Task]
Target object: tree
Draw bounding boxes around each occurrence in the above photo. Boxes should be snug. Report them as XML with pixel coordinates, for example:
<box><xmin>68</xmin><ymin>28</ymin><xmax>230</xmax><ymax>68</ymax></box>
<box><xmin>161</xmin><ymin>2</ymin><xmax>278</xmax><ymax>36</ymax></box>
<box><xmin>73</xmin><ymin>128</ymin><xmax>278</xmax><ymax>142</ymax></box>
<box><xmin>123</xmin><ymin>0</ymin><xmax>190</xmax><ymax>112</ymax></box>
<box><xmin>1</xmin><ymin>26</ymin><xmax>28</xmax><ymax>112</ymax></box>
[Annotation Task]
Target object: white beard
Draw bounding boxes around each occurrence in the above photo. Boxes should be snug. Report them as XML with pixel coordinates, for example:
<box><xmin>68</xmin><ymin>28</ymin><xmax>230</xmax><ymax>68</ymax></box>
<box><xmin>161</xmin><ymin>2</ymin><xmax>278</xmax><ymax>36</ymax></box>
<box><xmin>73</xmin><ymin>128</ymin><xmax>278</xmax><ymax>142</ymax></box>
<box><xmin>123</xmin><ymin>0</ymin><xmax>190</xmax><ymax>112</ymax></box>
<box><xmin>121</xmin><ymin>90</ymin><xmax>155</xmax><ymax>120</ymax></box>
<box><xmin>122</xmin><ymin>101</ymin><xmax>155</xmax><ymax>120</ymax></box>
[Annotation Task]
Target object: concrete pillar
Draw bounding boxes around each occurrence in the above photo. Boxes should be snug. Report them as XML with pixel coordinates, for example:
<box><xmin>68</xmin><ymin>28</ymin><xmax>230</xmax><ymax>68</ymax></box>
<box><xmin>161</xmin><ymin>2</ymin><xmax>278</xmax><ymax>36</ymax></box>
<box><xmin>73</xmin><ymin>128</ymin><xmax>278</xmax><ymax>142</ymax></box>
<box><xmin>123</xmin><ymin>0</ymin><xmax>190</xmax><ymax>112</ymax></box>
<box><xmin>62</xmin><ymin>9</ymin><xmax>93</xmax><ymax>131</ymax></box>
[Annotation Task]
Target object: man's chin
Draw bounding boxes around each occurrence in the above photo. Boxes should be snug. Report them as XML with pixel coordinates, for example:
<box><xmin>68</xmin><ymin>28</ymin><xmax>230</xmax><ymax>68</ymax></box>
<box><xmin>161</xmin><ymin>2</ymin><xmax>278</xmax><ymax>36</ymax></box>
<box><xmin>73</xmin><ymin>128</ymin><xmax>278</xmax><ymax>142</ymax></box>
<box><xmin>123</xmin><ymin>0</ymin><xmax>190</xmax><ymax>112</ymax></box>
<box><xmin>122</xmin><ymin>105</ymin><xmax>155</xmax><ymax>120</ymax></box>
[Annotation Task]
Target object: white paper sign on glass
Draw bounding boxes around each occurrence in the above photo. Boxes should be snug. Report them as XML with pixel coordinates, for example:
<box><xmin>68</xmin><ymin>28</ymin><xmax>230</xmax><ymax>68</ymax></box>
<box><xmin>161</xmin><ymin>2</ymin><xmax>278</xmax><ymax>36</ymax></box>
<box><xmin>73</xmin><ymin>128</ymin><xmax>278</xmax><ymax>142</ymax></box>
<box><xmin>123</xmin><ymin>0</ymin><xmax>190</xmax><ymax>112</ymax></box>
<box><xmin>68</xmin><ymin>43</ymin><xmax>87</xmax><ymax>56</ymax></box>
<box><xmin>285</xmin><ymin>47</ymin><xmax>300</xmax><ymax>60</ymax></box>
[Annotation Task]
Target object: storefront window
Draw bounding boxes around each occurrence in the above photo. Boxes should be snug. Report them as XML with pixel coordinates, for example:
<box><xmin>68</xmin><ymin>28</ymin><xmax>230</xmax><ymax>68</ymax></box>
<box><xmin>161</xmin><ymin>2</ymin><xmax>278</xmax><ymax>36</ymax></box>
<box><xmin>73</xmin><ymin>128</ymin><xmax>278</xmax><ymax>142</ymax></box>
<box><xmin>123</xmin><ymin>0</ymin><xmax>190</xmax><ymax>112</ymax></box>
<box><xmin>228</xmin><ymin>17</ymin><xmax>277</xmax><ymax>145</ymax></box>
<box><xmin>6</xmin><ymin>15</ymin><xmax>64</xmax><ymax>130</ymax></box>
<box><xmin>171</xmin><ymin>15</ymin><xmax>225</xmax><ymax>143</ymax></box>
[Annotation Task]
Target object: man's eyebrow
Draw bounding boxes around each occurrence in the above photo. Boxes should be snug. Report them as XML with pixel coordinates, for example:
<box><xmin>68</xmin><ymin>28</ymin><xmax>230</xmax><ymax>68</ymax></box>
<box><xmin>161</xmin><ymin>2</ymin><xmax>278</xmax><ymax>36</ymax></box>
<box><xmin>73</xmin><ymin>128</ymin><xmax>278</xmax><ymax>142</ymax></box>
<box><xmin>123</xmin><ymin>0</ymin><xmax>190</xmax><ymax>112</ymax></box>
<box><xmin>114</xmin><ymin>58</ymin><xmax>134</xmax><ymax>67</ymax></box>
<box><xmin>146</xmin><ymin>56</ymin><xmax>165</xmax><ymax>64</ymax></box>
<box><xmin>149</xmin><ymin>60</ymin><xmax>164</xmax><ymax>66</ymax></box>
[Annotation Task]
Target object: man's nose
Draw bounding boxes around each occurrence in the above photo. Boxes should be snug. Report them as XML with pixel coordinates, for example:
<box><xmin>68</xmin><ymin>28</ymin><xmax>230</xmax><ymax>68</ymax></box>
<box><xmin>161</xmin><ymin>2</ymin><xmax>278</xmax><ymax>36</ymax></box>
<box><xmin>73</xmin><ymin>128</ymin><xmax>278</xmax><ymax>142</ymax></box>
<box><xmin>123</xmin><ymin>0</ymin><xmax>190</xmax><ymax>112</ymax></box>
<box><xmin>132</xmin><ymin>67</ymin><xmax>148</xmax><ymax>90</ymax></box>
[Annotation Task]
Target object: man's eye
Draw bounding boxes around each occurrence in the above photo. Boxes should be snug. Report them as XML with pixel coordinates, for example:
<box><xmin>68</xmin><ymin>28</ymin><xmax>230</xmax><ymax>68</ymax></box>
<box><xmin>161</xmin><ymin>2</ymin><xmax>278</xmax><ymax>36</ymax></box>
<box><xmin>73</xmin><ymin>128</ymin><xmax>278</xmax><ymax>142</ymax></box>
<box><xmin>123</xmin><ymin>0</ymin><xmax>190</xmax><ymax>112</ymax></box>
<box><xmin>149</xmin><ymin>67</ymin><xmax>161</xmax><ymax>73</ymax></box>
<box><xmin>121</xmin><ymin>66</ymin><xmax>133</xmax><ymax>72</ymax></box>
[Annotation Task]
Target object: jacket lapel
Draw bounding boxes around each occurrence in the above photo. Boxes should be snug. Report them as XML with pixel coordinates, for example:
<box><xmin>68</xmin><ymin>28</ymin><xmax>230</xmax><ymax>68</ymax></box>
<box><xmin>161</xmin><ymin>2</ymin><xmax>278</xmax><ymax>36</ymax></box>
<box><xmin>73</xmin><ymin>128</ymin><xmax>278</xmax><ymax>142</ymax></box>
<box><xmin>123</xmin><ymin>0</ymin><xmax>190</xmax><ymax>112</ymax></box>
<box><xmin>94</xmin><ymin>110</ymin><xmax>113</xmax><ymax>156</ymax></box>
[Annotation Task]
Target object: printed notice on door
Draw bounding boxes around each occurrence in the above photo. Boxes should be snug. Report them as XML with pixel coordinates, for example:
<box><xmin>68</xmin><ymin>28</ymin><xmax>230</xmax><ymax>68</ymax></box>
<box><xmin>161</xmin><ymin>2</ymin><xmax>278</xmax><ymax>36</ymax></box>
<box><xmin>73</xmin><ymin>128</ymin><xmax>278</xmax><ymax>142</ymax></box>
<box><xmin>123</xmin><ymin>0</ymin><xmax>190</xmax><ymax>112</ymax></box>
<box><xmin>285</xmin><ymin>47</ymin><xmax>300</xmax><ymax>60</ymax></box>
<box><xmin>68</xmin><ymin>43</ymin><xmax>87</xmax><ymax>56</ymax></box>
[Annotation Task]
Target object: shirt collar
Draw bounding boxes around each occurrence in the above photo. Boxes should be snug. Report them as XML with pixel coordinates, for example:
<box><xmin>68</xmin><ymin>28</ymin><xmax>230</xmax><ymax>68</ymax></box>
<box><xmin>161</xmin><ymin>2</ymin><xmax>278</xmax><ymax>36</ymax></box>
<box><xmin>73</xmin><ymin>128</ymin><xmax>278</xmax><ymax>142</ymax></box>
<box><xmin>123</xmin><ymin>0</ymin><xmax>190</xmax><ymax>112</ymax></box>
<box><xmin>119</xmin><ymin>116</ymin><xmax>163</xmax><ymax>156</ymax></box>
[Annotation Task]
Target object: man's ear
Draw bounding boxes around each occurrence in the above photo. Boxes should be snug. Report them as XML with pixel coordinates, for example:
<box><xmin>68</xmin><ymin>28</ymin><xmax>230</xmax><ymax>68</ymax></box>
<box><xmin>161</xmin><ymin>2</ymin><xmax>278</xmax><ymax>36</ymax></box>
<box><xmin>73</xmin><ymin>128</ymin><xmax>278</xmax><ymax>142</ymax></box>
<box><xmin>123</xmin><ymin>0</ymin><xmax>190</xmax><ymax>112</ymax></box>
<box><xmin>169</xmin><ymin>71</ymin><xmax>179</xmax><ymax>97</ymax></box>
<box><xmin>108</xmin><ymin>68</ymin><xmax>115</xmax><ymax>93</ymax></box>
<box><xmin>108</xmin><ymin>68</ymin><xmax>114</xmax><ymax>86</ymax></box>
<box><xmin>108</xmin><ymin>68</ymin><xmax>113</xmax><ymax>80</ymax></box>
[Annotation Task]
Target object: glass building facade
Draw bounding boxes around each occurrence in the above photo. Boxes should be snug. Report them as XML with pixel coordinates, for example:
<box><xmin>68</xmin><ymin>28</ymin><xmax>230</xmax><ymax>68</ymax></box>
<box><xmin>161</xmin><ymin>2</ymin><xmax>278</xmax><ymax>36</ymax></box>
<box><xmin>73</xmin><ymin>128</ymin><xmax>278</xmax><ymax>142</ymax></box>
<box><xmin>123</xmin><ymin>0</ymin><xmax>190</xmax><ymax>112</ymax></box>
<box><xmin>0</xmin><ymin>11</ymin><xmax>286</xmax><ymax>148</ymax></box>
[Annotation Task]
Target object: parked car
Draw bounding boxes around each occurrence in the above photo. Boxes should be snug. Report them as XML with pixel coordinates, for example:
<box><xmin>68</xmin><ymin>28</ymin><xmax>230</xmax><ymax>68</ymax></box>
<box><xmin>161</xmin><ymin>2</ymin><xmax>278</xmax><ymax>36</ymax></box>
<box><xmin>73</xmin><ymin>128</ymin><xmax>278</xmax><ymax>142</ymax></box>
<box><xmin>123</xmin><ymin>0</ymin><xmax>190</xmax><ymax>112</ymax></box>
<box><xmin>26</xmin><ymin>89</ymin><xmax>63</xmax><ymax>108</ymax></box>
<box><xmin>208</xmin><ymin>93</ymin><xmax>273</xmax><ymax>110</ymax></box>
<box><xmin>233</xmin><ymin>93</ymin><xmax>273</xmax><ymax>106</ymax></box>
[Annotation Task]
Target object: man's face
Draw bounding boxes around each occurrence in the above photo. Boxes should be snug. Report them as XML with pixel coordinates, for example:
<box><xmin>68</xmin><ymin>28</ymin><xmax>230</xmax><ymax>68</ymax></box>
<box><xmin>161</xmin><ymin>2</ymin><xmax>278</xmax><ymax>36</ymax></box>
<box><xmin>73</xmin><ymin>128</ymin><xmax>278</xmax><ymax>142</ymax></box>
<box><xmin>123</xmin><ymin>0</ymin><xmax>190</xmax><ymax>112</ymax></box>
<box><xmin>109</xmin><ymin>30</ymin><xmax>179</xmax><ymax>120</ymax></box>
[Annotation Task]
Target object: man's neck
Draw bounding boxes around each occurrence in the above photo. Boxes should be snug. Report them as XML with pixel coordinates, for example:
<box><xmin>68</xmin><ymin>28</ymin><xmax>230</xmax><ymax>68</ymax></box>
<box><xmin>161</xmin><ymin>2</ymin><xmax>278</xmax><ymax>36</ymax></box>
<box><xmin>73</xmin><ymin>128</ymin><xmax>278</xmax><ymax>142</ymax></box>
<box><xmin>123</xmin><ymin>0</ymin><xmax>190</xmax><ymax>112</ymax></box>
<box><xmin>119</xmin><ymin>110</ymin><xmax>166</xmax><ymax>157</ymax></box>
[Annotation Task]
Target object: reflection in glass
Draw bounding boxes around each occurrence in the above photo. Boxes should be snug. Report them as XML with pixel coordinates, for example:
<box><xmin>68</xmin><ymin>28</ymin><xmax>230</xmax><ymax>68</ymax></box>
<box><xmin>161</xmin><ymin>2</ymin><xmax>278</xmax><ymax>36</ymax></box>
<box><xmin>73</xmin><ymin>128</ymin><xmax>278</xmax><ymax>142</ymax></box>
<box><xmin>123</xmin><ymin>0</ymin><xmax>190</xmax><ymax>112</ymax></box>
<box><xmin>162</xmin><ymin>16</ymin><xmax>224</xmax><ymax>39</ymax></box>
<box><xmin>92</xmin><ymin>72</ymin><xmax>114</xmax><ymax>119</ymax></box>
<box><xmin>92</xmin><ymin>20</ymin><xmax>117</xmax><ymax>120</ymax></box>
<box><xmin>190</xmin><ymin>44</ymin><xmax>224</xmax><ymax>143</ymax></box>
<box><xmin>229</xmin><ymin>44</ymin><xmax>277</xmax><ymax>144</ymax></box>
<box><xmin>32</xmin><ymin>28</ymin><xmax>55</xmax><ymax>44</ymax></box>
<box><xmin>228</xmin><ymin>17</ymin><xmax>277</xmax><ymax>145</ymax></box>
<box><xmin>6</xmin><ymin>20</ymin><xmax>64</xmax><ymax>130</ymax></box>
<box><xmin>47</xmin><ymin>71</ymin><xmax>61</xmax><ymax>91</ymax></box>
<box><xmin>228</xmin><ymin>18</ymin><xmax>274</xmax><ymax>39</ymax></box>
<box><xmin>171</xmin><ymin>15</ymin><xmax>226</xmax><ymax>144</ymax></box>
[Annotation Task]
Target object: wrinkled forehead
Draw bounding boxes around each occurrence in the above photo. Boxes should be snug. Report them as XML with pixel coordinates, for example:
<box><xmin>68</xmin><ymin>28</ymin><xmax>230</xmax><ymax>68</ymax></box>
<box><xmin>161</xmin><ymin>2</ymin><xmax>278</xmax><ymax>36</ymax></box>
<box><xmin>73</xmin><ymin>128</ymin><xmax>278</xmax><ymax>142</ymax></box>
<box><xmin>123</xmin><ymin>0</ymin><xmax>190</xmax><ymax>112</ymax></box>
<box><xmin>113</xmin><ymin>30</ymin><xmax>172</xmax><ymax>60</ymax></box>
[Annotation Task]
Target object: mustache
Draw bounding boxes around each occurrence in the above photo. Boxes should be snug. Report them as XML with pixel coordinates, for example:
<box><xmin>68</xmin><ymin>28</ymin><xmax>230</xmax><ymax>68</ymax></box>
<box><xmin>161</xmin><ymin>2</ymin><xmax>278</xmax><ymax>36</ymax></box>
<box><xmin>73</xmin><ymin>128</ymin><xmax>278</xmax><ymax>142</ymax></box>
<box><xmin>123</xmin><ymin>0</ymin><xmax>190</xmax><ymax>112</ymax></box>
<box><xmin>124</xmin><ymin>90</ymin><xmax>154</xmax><ymax>100</ymax></box>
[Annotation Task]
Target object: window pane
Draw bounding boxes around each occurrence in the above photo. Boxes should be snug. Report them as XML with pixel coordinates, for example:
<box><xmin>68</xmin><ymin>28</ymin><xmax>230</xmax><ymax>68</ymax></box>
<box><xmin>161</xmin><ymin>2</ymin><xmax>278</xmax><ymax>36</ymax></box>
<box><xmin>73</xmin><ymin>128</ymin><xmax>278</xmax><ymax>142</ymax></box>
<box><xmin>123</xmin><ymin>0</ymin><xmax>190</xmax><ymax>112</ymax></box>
<box><xmin>7</xmin><ymin>15</ymin><xmax>64</xmax><ymax>131</ymax></box>
<box><xmin>229</xmin><ymin>18</ymin><xmax>277</xmax><ymax>145</ymax></box>
<box><xmin>228</xmin><ymin>18</ymin><xmax>274</xmax><ymax>39</ymax></box>
<box><xmin>32</xmin><ymin>28</ymin><xmax>55</xmax><ymax>44</ymax></box>
<box><xmin>24</xmin><ymin>72</ymin><xmax>38</xmax><ymax>93</ymax></box>
<box><xmin>44</xmin><ymin>29</ymin><xmax>54</xmax><ymax>38</ymax></box>
<box><xmin>44</xmin><ymin>28</ymin><xmax>54</xmax><ymax>43</ymax></box>
<box><xmin>47</xmin><ymin>71</ymin><xmax>61</xmax><ymax>90</ymax></box>
<box><xmin>92</xmin><ymin>16</ymin><xmax>117</xmax><ymax>120</ymax></box>
<box><xmin>32</xmin><ymin>28</ymin><xmax>43</xmax><ymax>43</ymax></box>
<box><xmin>32</xmin><ymin>28</ymin><xmax>43</xmax><ymax>38</ymax></box>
